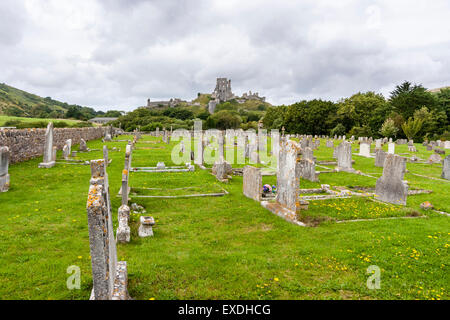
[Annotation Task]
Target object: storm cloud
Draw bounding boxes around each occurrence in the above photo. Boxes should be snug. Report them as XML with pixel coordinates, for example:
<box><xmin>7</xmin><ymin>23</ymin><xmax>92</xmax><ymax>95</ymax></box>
<box><xmin>0</xmin><ymin>0</ymin><xmax>449</xmax><ymax>111</ymax></box>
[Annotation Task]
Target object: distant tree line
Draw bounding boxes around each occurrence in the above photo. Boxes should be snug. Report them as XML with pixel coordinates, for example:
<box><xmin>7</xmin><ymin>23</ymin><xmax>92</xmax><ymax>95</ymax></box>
<box><xmin>263</xmin><ymin>81</ymin><xmax>449</xmax><ymax>142</ymax></box>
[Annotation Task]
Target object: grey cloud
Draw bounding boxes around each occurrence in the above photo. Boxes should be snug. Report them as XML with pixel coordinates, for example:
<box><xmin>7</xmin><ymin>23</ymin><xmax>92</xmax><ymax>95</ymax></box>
<box><xmin>0</xmin><ymin>0</ymin><xmax>449</xmax><ymax>111</ymax></box>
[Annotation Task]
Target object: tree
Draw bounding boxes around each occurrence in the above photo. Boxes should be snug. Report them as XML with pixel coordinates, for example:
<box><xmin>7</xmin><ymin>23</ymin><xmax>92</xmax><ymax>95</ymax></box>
<box><xmin>380</xmin><ymin>118</ymin><xmax>398</xmax><ymax>138</ymax></box>
<box><xmin>401</xmin><ymin>117</ymin><xmax>423</xmax><ymax>140</ymax></box>
<box><xmin>284</xmin><ymin>99</ymin><xmax>337</xmax><ymax>135</ymax></box>
<box><xmin>207</xmin><ymin>110</ymin><xmax>242</xmax><ymax>129</ymax></box>
<box><xmin>337</xmin><ymin>92</ymin><xmax>389</xmax><ymax>132</ymax></box>
<box><xmin>330</xmin><ymin>123</ymin><xmax>346</xmax><ymax>137</ymax></box>
<box><xmin>389</xmin><ymin>81</ymin><xmax>437</xmax><ymax>120</ymax></box>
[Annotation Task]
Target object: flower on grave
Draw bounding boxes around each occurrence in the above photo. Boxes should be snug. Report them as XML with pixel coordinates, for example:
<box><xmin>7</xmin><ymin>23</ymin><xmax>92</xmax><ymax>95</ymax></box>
<box><xmin>263</xmin><ymin>184</ymin><xmax>272</xmax><ymax>193</ymax></box>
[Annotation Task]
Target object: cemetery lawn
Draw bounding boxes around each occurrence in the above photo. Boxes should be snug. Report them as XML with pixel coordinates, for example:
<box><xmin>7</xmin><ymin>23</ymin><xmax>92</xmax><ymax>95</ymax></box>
<box><xmin>0</xmin><ymin>136</ymin><xmax>448</xmax><ymax>300</ymax></box>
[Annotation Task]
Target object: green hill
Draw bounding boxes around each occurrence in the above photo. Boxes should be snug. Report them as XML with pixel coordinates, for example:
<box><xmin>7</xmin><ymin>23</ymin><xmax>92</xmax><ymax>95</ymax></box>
<box><xmin>0</xmin><ymin>83</ymin><xmax>98</xmax><ymax>120</ymax></box>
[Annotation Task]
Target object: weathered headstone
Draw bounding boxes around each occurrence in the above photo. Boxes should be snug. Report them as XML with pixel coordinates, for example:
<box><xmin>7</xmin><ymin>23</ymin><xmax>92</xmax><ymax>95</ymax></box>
<box><xmin>444</xmin><ymin>141</ymin><xmax>450</xmax><ymax>149</ymax></box>
<box><xmin>276</xmin><ymin>139</ymin><xmax>301</xmax><ymax>214</ymax></box>
<box><xmin>442</xmin><ymin>155</ymin><xmax>450</xmax><ymax>180</ymax></box>
<box><xmin>117</xmin><ymin>205</ymin><xmax>130</xmax><ymax>243</ymax></box>
<box><xmin>299</xmin><ymin>158</ymin><xmax>318</xmax><ymax>182</ymax></box>
<box><xmin>243</xmin><ymin>166</ymin><xmax>262</xmax><ymax>201</ymax></box>
<box><xmin>326</xmin><ymin>140</ymin><xmax>334</xmax><ymax>148</ymax></box>
<box><xmin>138</xmin><ymin>216</ymin><xmax>155</xmax><ymax>238</ymax></box>
<box><xmin>79</xmin><ymin>139</ymin><xmax>88</xmax><ymax>152</ymax></box>
<box><xmin>336</xmin><ymin>141</ymin><xmax>353</xmax><ymax>171</ymax></box>
<box><xmin>375</xmin><ymin>149</ymin><xmax>387</xmax><ymax>167</ymax></box>
<box><xmin>375</xmin><ymin>154</ymin><xmax>408</xmax><ymax>205</ymax></box>
<box><xmin>0</xmin><ymin>147</ymin><xmax>10</xmax><ymax>192</ymax></box>
<box><xmin>428</xmin><ymin>154</ymin><xmax>442</xmax><ymax>164</ymax></box>
<box><xmin>103</xmin><ymin>145</ymin><xmax>109</xmax><ymax>166</ymax></box>
<box><xmin>375</xmin><ymin>139</ymin><xmax>382</xmax><ymax>150</ymax></box>
<box><xmin>86</xmin><ymin>159</ymin><xmax>129</xmax><ymax>300</ymax></box>
<box><xmin>63</xmin><ymin>144</ymin><xmax>70</xmax><ymax>160</ymax></box>
<box><xmin>39</xmin><ymin>123</ymin><xmax>56</xmax><ymax>168</ymax></box>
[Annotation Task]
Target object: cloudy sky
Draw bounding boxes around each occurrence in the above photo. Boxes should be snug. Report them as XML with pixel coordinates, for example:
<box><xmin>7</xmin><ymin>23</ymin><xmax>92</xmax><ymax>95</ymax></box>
<box><xmin>1</xmin><ymin>0</ymin><xmax>449</xmax><ymax>111</ymax></box>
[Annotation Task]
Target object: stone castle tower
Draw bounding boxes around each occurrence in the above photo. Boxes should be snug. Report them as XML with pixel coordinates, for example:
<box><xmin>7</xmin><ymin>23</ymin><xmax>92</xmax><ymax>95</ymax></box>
<box><xmin>212</xmin><ymin>78</ymin><xmax>234</xmax><ymax>102</ymax></box>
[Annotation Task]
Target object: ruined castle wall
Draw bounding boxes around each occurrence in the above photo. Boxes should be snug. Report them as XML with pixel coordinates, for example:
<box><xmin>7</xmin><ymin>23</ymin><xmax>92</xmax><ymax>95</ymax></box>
<box><xmin>0</xmin><ymin>127</ymin><xmax>106</xmax><ymax>163</ymax></box>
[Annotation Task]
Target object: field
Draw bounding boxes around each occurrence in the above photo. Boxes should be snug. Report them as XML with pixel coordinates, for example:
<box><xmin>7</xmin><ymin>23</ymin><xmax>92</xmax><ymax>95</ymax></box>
<box><xmin>0</xmin><ymin>115</ymin><xmax>82</xmax><ymax>127</ymax></box>
<box><xmin>0</xmin><ymin>135</ymin><xmax>448</xmax><ymax>300</ymax></box>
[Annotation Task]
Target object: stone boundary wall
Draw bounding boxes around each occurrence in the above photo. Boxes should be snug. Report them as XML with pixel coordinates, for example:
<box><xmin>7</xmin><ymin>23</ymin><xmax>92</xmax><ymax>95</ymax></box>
<box><xmin>0</xmin><ymin>127</ymin><xmax>106</xmax><ymax>164</ymax></box>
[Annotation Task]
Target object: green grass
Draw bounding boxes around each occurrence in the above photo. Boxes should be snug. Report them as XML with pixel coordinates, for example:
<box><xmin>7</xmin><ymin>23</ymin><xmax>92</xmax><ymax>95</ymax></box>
<box><xmin>0</xmin><ymin>137</ymin><xmax>448</xmax><ymax>300</ymax></box>
<box><xmin>0</xmin><ymin>115</ymin><xmax>82</xmax><ymax>127</ymax></box>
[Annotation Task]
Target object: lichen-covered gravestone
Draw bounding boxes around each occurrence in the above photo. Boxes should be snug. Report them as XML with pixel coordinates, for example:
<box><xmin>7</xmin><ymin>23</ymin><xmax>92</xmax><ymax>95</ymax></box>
<box><xmin>86</xmin><ymin>159</ymin><xmax>129</xmax><ymax>300</ymax></box>
<box><xmin>39</xmin><ymin>122</ymin><xmax>56</xmax><ymax>168</ymax></box>
<box><xmin>336</xmin><ymin>141</ymin><xmax>353</xmax><ymax>172</ymax></box>
<box><xmin>0</xmin><ymin>146</ymin><xmax>10</xmax><ymax>192</ymax></box>
<box><xmin>243</xmin><ymin>166</ymin><xmax>262</xmax><ymax>201</ymax></box>
<box><xmin>375</xmin><ymin>154</ymin><xmax>408</xmax><ymax>205</ymax></box>
<box><xmin>441</xmin><ymin>155</ymin><xmax>450</xmax><ymax>180</ymax></box>
<box><xmin>275</xmin><ymin>139</ymin><xmax>302</xmax><ymax>217</ymax></box>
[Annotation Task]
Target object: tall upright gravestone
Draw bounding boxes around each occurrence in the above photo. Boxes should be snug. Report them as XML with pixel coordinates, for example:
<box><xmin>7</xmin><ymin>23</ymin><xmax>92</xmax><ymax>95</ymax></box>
<box><xmin>336</xmin><ymin>141</ymin><xmax>353</xmax><ymax>172</ymax></box>
<box><xmin>442</xmin><ymin>155</ymin><xmax>450</xmax><ymax>180</ymax></box>
<box><xmin>0</xmin><ymin>147</ymin><xmax>10</xmax><ymax>192</ymax></box>
<box><xmin>243</xmin><ymin>166</ymin><xmax>262</xmax><ymax>201</ymax></box>
<box><xmin>39</xmin><ymin>122</ymin><xmax>56</xmax><ymax>168</ymax></box>
<box><xmin>86</xmin><ymin>159</ymin><xmax>129</xmax><ymax>300</ymax></box>
<box><xmin>375</xmin><ymin>154</ymin><xmax>408</xmax><ymax>205</ymax></box>
<box><xmin>276</xmin><ymin>139</ymin><xmax>302</xmax><ymax>215</ymax></box>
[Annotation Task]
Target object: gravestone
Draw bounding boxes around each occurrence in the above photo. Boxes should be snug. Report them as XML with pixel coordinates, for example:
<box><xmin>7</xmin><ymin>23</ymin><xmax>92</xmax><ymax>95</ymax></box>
<box><xmin>442</xmin><ymin>155</ymin><xmax>450</xmax><ymax>180</ymax></box>
<box><xmin>243</xmin><ymin>166</ymin><xmax>262</xmax><ymax>201</ymax></box>
<box><xmin>388</xmin><ymin>143</ymin><xmax>395</xmax><ymax>154</ymax></box>
<box><xmin>117</xmin><ymin>205</ymin><xmax>130</xmax><ymax>243</ymax></box>
<box><xmin>375</xmin><ymin>139</ymin><xmax>382</xmax><ymax>150</ymax></box>
<box><xmin>63</xmin><ymin>144</ymin><xmax>70</xmax><ymax>160</ymax></box>
<box><xmin>445</xmin><ymin>141</ymin><xmax>450</xmax><ymax>149</ymax></box>
<box><xmin>326</xmin><ymin>140</ymin><xmax>334</xmax><ymax>148</ymax></box>
<box><xmin>66</xmin><ymin>139</ymin><xmax>72</xmax><ymax>155</ymax></box>
<box><xmin>359</xmin><ymin>143</ymin><xmax>371</xmax><ymax>157</ymax></box>
<box><xmin>375</xmin><ymin>154</ymin><xmax>408</xmax><ymax>205</ymax></box>
<box><xmin>375</xmin><ymin>149</ymin><xmax>387</xmax><ymax>167</ymax></box>
<box><xmin>428</xmin><ymin>154</ymin><xmax>442</xmax><ymax>164</ymax></box>
<box><xmin>0</xmin><ymin>147</ymin><xmax>10</xmax><ymax>192</ymax></box>
<box><xmin>39</xmin><ymin>123</ymin><xmax>56</xmax><ymax>168</ymax></box>
<box><xmin>86</xmin><ymin>160</ymin><xmax>129</xmax><ymax>300</ymax></box>
<box><xmin>408</xmin><ymin>145</ymin><xmax>417</xmax><ymax>152</ymax></box>
<box><xmin>104</xmin><ymin>134</ymin><xmax>112</xmax><ymax>142</ymax></box>
<box><xmin>336</xmin><ymin>141</ymin><xmax>353</xmax><ymax>171</ymax></box>
<box><xmin>276</xmin><ymin>139</ymin><xmax>301</xmax><ymax>214</ymax></box>
<box><xmin>299</xmin><ymin>159</ymin><xmax>318</xmax><ymax>182</ymax></box>
<box><xmin>426</xmin><ymin>145</ymin><xmax>432</xmax><ymax>151</ymax></box>
<box><xmin>103</xmin><ymin>145</ymin><xmax>109</xmax><ymax>166</ymax></box>
<box><xmin>139</xmin><ymin>216</ymin><xmax>155</xmax><ymax>238</ymax></box>
<box><xmin>214</xmin><ymin>160</ymin><xmax>232</xmax><ymax>181</ymax></box>
<box><xmin>79</xmin><ymin>139</ymin><xmax>88</xmax><ymax>152</ymax></box>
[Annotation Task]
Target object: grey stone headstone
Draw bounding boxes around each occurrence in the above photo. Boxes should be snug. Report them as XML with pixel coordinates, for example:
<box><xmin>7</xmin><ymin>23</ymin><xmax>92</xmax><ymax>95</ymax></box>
<box><xmin>375</xmin><ymin>149</ymin><xmax>386</xmax><ymax>167</ymax></box>
<box><xmin>428</xmin><ymin>154</ymin><xmax>442</xmax><ymax>164</ymax></box>
<box><xmin>243</xmin><ymin>166</ymin><xmax>262</xmax><ymax>201</ymax></box>
<box><xmin>103</xmin><ymin>145</ymin><xmax>109</xmax><ymax>166</ymax></box>
<box><xmin>87</xmin><ymin>160</ymin><xmax>129</xmax><ymax>300</ymax></box>
<box><xmin>336</xmin><ymin>141</ymin><xmax>353</xmax><ymax>171</ymax></box>
<box><xmin>299</xmin><ymin>159</ymin><xmax>318</xmax><ymax>182</ymax></box>
<box><xmin>442</xmin><ymin>155</ymin><xmax>450</xmax><ymax>180</ymax></box>
<box><xmin>79</xmin><ymin>139</ymin><xmax>88</xmax><ymax>152</ymax></box>
<box><xmin>0</xmin><ymin>146</ymin><xmax>10</xmax><ymax>192</ymax></box>
<box><xmin>277</xmin><ymin>139</ymin><xmax>301</xmax><ymax>213</ymax></box>
<box><xmin>375</xmin><ymin>154</ymin><xmax>408</xmax><ymax>205</ymax></box>
<box><xmin>39</xmin><ymin>122</ymin><xmax>56</xmax><ymax>168</ymax></box>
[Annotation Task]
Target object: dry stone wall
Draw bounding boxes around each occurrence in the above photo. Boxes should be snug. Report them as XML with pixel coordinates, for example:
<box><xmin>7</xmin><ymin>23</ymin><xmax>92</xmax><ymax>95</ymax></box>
<box><xmin>0</xmin><ymin>127</ymin><xmax>105</xmax><ymax>164</ymax></box>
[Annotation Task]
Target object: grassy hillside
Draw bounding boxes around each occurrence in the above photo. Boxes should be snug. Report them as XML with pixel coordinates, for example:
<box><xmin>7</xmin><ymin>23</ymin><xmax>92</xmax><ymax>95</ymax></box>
<box><xmin>0</xmin><ymin>83</ymin><xmax>98</xmax><ymax>120</ymax></box>
<box><xmin>0</xmin><ymin>115</ymin><xmax>91</xmax><ymax>128</ymax></box>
